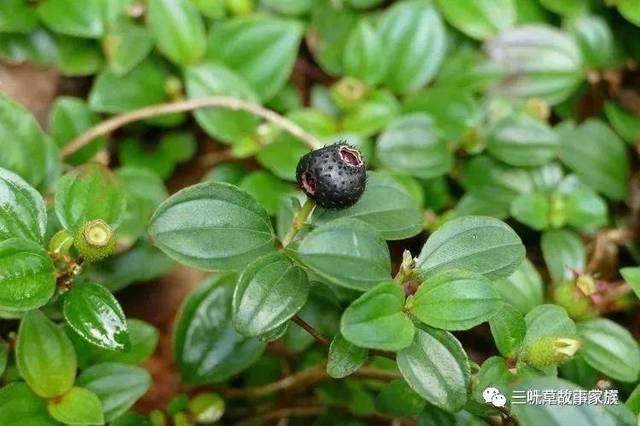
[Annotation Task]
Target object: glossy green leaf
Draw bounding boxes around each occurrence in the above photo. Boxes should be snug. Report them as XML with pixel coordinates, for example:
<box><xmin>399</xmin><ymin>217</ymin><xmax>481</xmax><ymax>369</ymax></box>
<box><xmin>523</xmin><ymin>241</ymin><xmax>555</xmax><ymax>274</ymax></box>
<box><xmin>47</xmin><ymin>387</ymin><xmax>104</xmax><ymax>425</ymax></box>
<box><xmin>174</xmin><ymin>273</ymin><xmax>266</xmax><ymax>384</ymax></box>
<box><xmin>0</xmin><ymin>238</ymin><xmax>55</xmax><ymax>311</ymax></box>
<box><xmin>16</xmin><ymin>310</ymin><xmax>77</xmax><ymax>398</ymax></box>
<box><xmin>619</xmin><ymin>0</ymin><xmax>640</xmax><ymax>26</ymax></box>
<box><xmin>206</xmin><ymin>16</ymin><xmax>303</xmax><ymax>101</ymax></box>
<box><xmin>0</xmin><ymin>382</ymin><xmax>58</xmax><ymax>425</ymax></box>
<box><xmin>0</xmin><ymin>0</ymin><xmax>38</xmax><ymax>33</ymax></box>
<box><xmin>232</xmin><ymin>253</ymin><xmax>309</xmax><ymax>337</ymax></box>
<box><xmin>541</xmin><ymin>229</ymin><xmax>585</xmax><ymax>282</ymax></box>
<box><xmin>379</xmin><ymin>0</ymin><xmax>446</xmax><ymax>93</ymax></box>
<box><xmin>76</xmin><ymin>362</ymin><xmax>151</xmax><ymax>422</ymax></box>
<box><xmin>341</xmin><ymin>282</ymin><xmax>414</xmax><ymax>351</ymax></box>
<box><xmin>485</xmin><ymin>25</ymin><xmax>583</xmax><ymax>104</ymax></box>
<box><xmin>313</xmin><ymin>172</ymin><xmax>422</xmax><ymax>240</ymax></box>
<box><xmin>37</xmin><ymin>0</ymin><xmax>104</xmax><ymax>38</ymax></box>
<box><xmin>604</xmin><ymin>101</ymin><xmax>640</xmax><ymax>144</ymax></box>
<box><xmin>0</xmin><ymin>167</ymin><xmax>47</xmax><ymax>244</ymax></box>
<box><xmin>94</xmin><ymin>319</ymin><xmax>158</xmax><ymax>365</ymax></box>
<box><xmin>147</xmin><ymin>0</ymin><xmax>206</xmax><ymax>65</ymax></box>
<box><xmin>523</xmin><ymin>304</ymin><xmax>576</xmax><ymax>346</ymax></box>
<box><xmin>327</xmin><ymin>333</ymin><xmax>368</xmax><ymax>379</ymax></box>
<box><xmin>343</xmin><ymin>19</ymin><xmax>386</xmax><ymax>86</ymax></box>
<box><xmin>307</xmin><ymin>3</ymin><xmax>358</xmax><ymax>75</ymax></box>
<box><xmin>577</xmin><ymin>318</ymin><xmax>640</xmax><ymax>383</ymax></box>
<box><xmin>493</xmin><ymin>259</ymin><xmax>544</xmax><ymax>314</ymax></box>
<box><xmin>375</xmin><ymin>379</ymin><xmax>426</xmax><ymax>417</ymax></box>
<box><xmin>185</xmin><ymin>63</ymin><xmax>260</xmax><ymax>145</ymax></box>
<box><xmin>620</xmin><ymin>267</ymin><xmax>640</xmax><ymax>300</ymax></box>
<box><xmin>489</xmin><ymin>303</ymin><xmax>526</xmax><ymax>357</ymax></box>
<box><xmin>557</xmin><ymin>119</ymin><xmax>629</xmax><ymax>201</ymax></box>
<box><xmin>293</xmin><ymin>218</ymin><xmax>391</xmax><ymax>291</ymax></box>
<box><xmin>435</xmin><ymin>0</ymin><xmax>515</xmax><ymax>40</ymax></box>
<box><xmin>103</xmin><ymin>20</ymin><xmax>153</xmax><ymax>76</ymax></box>
<box><xmin>486</xmin><ymin>113</ymin><xmax>559</xmax><ymax>167</ymax></box>
<box><xmin>376</xmin><ymin>113</ymin><xmax>452</xmax><ymax>179</ymax></box>
<box><xmin>397</xmin><ymin>325</ymin><xmax>469</xmax><ymax>412</ymax></box>
<box><xmin>0</xmin><ymin>94</ymin><xmax>49</xmax><ymax>188</ymax></box>
<box><xmin>510</xmin><ymin>192</ymin><xmax>550</xmax><ymax>230</ymax></box>
<box><xmin>55</xmin><ymin>35</ymin><xmax>103</xmax><ymax>77</ymax></box>
<box><xmin>409</xmin><ymin>270</ymin><xmax>502</xmax><ymax>331</ymax></box>
<box><xmin>55</xmin><ymin>163</ymin><xmax>127</xmax><ymax>231</ymax></box>
<box><xmin>148</xmin><ymin>182</ymin><xmax>277</xmax><ymax>271</ymax></box>
<box><xmin>63</xmin><ymin>282</ymin><xmax>129</xmax><ymax>351</ymax></box>
<box><xmin>416</xmin><ymin>215</ymin><xmax>525</xmax><ymax>280</ymax></box>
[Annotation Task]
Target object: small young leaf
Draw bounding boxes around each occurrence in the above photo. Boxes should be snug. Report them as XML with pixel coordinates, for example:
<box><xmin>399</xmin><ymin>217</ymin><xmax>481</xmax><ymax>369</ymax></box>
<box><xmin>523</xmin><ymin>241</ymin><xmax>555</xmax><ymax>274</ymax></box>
<box><xmin>48</xmin><ymin>387</ymin><xmax>104</xmax><ymax>425</ymax></box>
<box><xmin>0</xmin><ymin>0</ymin><xmax>38</xmax><ymax>33</ymax></box>
<box><xmin>37</xmin><ymin>0</ymin><xmax>104</xmax><ymax>38</ymax></box>
<box><xmin>0</xmin><ymin>167</ymin><xmax>47</xmax><ymax>244</ymax></box>
<box><xmin>55</xmin><ymin>163</ymin><xmax>127</xmax><ymax>231</ymax></box>
<box><xmin>577</xmin><ymin>319</ymin><xmax>640</xmax><ymax>383</ymax></box>
<box><xmin>541</xmin><ymin>229</ymin><xmax>585</xmax><ymax>283</ymax></box>
<box><xmin>103</xmin><ymin>20</ymin><xmax>153</xmax><ymax>76</ymax></box>
<box><xmin>174</xmin><ymin>273</ymin><xmax>266</xmax><ymax>384</ymax></box>
<box><xmin>620</xmin><ymin>267</ymin><xmax>640</xmax><ymax>300</ymax></box>
<box><xmin>232</xmin><ymin>253</ymin><xmax>309</xmax><ymax>337</ymax></box>
<box><xmin>416</xmin><ymin>215</ymin><xmax>525</xmax><ymax>280</ymax></box>
<box><xmin>341</xmin><ymin>282</ymin><xmax>414</xmax><ymax>351</ymax></box>
<box><xmin>510</xmin><ymin>192</ymin><xmax>550</xmax><ymax>230</ymax></box>
<box><xmin>148</xmin><ymin>182</ymin><xmax>277</xmax><ymax>271</ymax></box>
<box><xmin>0</xmin><ymin>238</ymin><xmax>55</xmax><ymax>311</ymax></box>
<box><xmin>147</xmin><ymin>0</ymin><xmax>206</xmax><ymax>65</ymax></box>
<box><xmin>77</xmin><ymin>362</ymin><xmax>151</xmax><ymax>422</ymax></box>
<box><xmin>489</xmin><ymin>303</ymin><xmax>526</xmax><ymax>357</ymax></box>
<box><xmin>435</xmin><ymin>0</ymin><xmax>515</xmax><ymax>40</ymax></box>
<box><xmin>0</xmin><ymin>382</ymin><xmax>57</xmax><ymax>425</ymax></box>
<box><xmin>313</xmin><ymin>172</ymin><xmax>423</xmax><ymax>241</ymax></box>
<box><xmin>409</xmin><ymin>269</ymin><xmax>502</xmax><ymax>331</ymax></box>
<box><xmin>327</xmin><ymin>333</ymin><xmax>368</xmax><ymax>379</ymax></box>
<box><xmin>63</xmin><ymin>282</ymin><xmax>130</xmax><ymax>351</ymax></box>
<box><xmin>293</xmin><ymin>218</ymin><xmax>392</xmax><ymax>291</ymax></box>
<box><xmin>397</xmin><ymin>325</ymin><xmax>469</xmax><ymax>412</ymax></box>
<box><xmin>16</xmin><ymin>310</ymin><xmax>77</xmax><ymax>398</ymax></box>
<box><xmin>375</xmin><ymin>379</ymin><xmax>426</xmax><ymax>417</ymax></box>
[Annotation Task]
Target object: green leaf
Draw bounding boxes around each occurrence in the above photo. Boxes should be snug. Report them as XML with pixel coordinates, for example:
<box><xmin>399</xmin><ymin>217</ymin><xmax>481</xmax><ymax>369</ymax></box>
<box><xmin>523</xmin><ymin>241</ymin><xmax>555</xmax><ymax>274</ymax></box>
<box><xmin>523</xmin><ymin>304</ymin><xmax>576</xmax><ymax>346</ymax></box>
<box><xmin>604</xmin><ymin>102</ymin><xmax>640</xmax><ymax>144</ymax></box>
<box><xmin>375</xmin><ymin>379</ymin><xmax>426</xmax><ymax>417</ymax></box>
<box><xmin>147</xmin><ymin>0</ymin><xmax>206</xmax><ymax>65</ymax></box>
<box><xmin>0</xmin><ymin>0</ymin><xmax>38</xmax><ymax>33</ymax></box>
<box><xmin>0</xmin><ymin>238</ymin><xmax>55</xmax><ymax>311</ymax></box>
<box><xmin>577</xmin><ymin>318</ymin><xmax>640</xmax><ymax>383</ymax></box>
<box><xmin>409</xmin><ymin>270</ymin><xmax>502</xmax><ymax>331</ymax></box>
<box><xmin>486</xmin><ymin>113</ymin><xmax>558</xmax><ymax>167</ymax></box>
<box><xmin>621</xmin><ymin>267</ymin><xmax>640</xmax><ymax>300</ymax></box>
<box><xmin>557</xmin><ymin>119</ymin><xmax>629</xmax><ymax>201</ymax></box>
<box><xmin>619</xmin><ymin>0</ymin><xmax>640</xmax><ymax>26</ymax></box>
<box><xmin>63</xmin><ymin>282</ymin><xmax>129</xmax><ymax>351</ymax></box>
<box><xmin>148</xmin><ymin>182</ymin><xmax>277</xmax><ymax>271</ymax></box>
<box><xmin>293</xmin><ymin>218</ymin><xmax>391</xmax><ymax>291</ymax></box>
<box><xmin>55</xmin><ymin>163</ymin><xmax>127</xmax><ymax>231</ymax></box>
<box><xmin>0</xmin><ymin>94</ymin><xmax>50</xmax><ymax>187</ymax></box>
<box><xmin>37</xmin><ymin>0</ymin><xmax>104</xmax><ymax>38</ymax></box>
<box><xmin>416</xmin><ymin>215</ymin><xmax>525</xmax><ymax>280</ymax></box>
<box><xmin>93</xmin><ymin>319</ymin><xmax>158</xmax><ymax>365</ymax></box>
<box><xmin>48</xmin><ymin>387</ymin><xmax>104</xmax><ymax>425</ymax></box>
<box><xmin>541</xmin><ymin>229</ymin><xmax>585</xmax><ymax>282</ymax></box>
<box><xmin>342</xmin><ymin>89</ymin><xmax>401</xmax><ymax>138</ymax></box>
<box><xmin>397</xmin><ymin>325</ymin><xmax>469</xmax><ymax>412</ymax></box>
<box><xmin>341</xmin><ymin>282</ymin><xmax>414</xmax><ymax>351</ymax></box>
<box><xmin>343</xmin><ymin>19</ymin><xmax>386</xmax><ymax>86</ymax></box>
<box><xmin>0</xmin><ymin>167</ymin><xmax>47</xmax><ymax>244</ymax></box>
<box><xmin>185</xmin><ymin>63</ymin><xmax>260</xmax><ymax>145</ymax></box>
<box><xmin>76</xmin><ymin>362</ymin><xmax>151</xmax><ymax>422</ymax></box>
<box><xmin>379</xmin><ymin>0</ymin><xmax>446</xmax><ymax>93</ymax></box>
<box><xmin>55</xmin><ymin>35</ymin><xmax>103</xmax><ymax>77</ymax></box>
<box><xmin>510</xmin><ymin>192</ymin><xmax>550</xmax><ymax>231</ymax></box>
<box><xmin>539</xmin><ymin>0</ymin><xmax>588</xmax><ymax>16</ymax></box>
<box><xmin>49</xmin><ymin>96</ymin><xmax>105</xmax><ymax>165</ymax></box>
<box><xmin>232</xmin><ymin>253</ymin><xmax>309</xmax><ymax>337</ymax></box>
<box><xmin>313</xmin><ymin>172</ymin><xmax>423</xmax><ymax>240</ymax></box>
<box><xmin>0</xmin><ymin>382</ymin><xmax>58</xmax><ymax>425</ymax></box>
<box><xmin>567</xmin><ymin>14</ymin><xmax>620</xmax><ymax>69</ymax></box>
<box><xmin>307</xmin><ymin>3</ymin><xmax>358</xmax><ymax>75</ymax></box>
<box><xmin>435</xmin><ymin>0</ymin><xmax>515</xmax><ymax>40</ymax></box>
<box><xmin>376</xmin><ymin>113</ymin><xmax>452</xmax><ymax>179</ymax></box>
<box><xmin>16</xmin><ymin>310</ymin><xmax>77</xmax><ymax>398</ymax></box>
<box><xmin>327</xmin><ymin>333</ymin><xmax>368</xmax><ymax>379</ymax></box>
<box><xmin>103</xmin><ymin>20</ymin><xmax>153</xmax><ymax>76</ymax></box>
<box><xmin>0</xmin><ymin>339</ymin><xmax>7</xmax><ymax>377</ymax></box>
<box><xmin>485</xmin><ymin>25</ymin><xmax>583</xmax><ymax>105</ymax></box>
<box><xmin>206</xmin><ymin>16</ymin><xmax>303</xmax><ymax>101</ymax></box>
<box><xmin>560</xmin><ymin>175</ymin><xmax>608</xmax><ymax>232</ymax></box>
<box><xmin>239</xmin><ymin>171</ymin><xmax>292</xmax><ymax>216</ymax></box>
<box><xmin>489</xmin><ymin>303</ymin><xmax>526</xmax><ymax>357</ymax></box>
<box><xmin>173</xmin><ymin>273</ymin><xmax>266</xmax><ymax>384</ymax></box>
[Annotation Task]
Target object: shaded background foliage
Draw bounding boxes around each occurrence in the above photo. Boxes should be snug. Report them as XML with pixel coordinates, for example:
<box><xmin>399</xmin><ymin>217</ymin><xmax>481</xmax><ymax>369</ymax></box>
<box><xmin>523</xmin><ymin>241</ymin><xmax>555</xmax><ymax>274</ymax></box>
<box><xmin>0</xmin><ymin>0</ymin><xmax>640</xmax><ymax>425</ymax></box>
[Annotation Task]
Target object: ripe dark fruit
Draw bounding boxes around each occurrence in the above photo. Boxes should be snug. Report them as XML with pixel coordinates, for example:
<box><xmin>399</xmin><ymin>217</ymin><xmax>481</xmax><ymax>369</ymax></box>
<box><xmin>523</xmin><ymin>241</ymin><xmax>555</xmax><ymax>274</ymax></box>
<box><xmin>296</xmin><ymin>143</ymin><xmax>367</xmax><ymax>209</ymax></box>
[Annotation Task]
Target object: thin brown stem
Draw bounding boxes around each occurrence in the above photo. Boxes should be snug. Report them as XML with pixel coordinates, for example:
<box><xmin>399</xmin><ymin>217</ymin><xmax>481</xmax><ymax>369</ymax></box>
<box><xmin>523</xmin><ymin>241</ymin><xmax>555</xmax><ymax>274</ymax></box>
<box><xmin>292</xmin><ymin>315</ymin><xmax>330</xmax><ymax>346</ymax></box>
<box><xmin>61</xmin><ymin>96</ymin><xmax>323</xmax><ymax>158</ymax></box>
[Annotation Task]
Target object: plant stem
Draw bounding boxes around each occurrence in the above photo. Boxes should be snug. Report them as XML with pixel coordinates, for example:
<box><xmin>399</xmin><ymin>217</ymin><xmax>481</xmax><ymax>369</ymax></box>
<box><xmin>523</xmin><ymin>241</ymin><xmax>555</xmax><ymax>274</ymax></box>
<box><xmin>233</xmin><ymin>406</ymin><xmax>326</xmax><ymax>426</ymax></box>
<box><xmin>292</xmin><ymin>315</ymin><xmax>330</xmax><ymax>346</ymax></box>
<box><xmin>281</xmin><ymin>197</ymin><xmax>315</xmax><ymax>248</ymax></box>
<box><xmin>61</xmin><ymin>96</ymin><xmax>323</xmax><ymax>158</ymax></box>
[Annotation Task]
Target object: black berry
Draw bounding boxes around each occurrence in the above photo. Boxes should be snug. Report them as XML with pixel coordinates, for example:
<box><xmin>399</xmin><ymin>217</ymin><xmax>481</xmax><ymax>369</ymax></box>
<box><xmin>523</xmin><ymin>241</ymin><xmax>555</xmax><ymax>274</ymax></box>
<box><xmin>296</xmin><ymin>143</ymin><xmax>366</xmax><ymax>209</ymax></box>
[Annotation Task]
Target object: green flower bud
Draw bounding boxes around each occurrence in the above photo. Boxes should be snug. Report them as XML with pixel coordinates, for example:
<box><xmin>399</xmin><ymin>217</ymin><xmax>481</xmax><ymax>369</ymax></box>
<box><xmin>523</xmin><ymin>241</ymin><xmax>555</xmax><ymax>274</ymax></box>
<box><xmin>331</xmin><ymin>77</ymin><xmax>367</xmax><ymax>112</ymax></box>
<box><xmin>49</xmin><ymin>230</ymin><xmax>74</xmax><ymax>257</ymax></box>
<box><xmin>548</xmin><ymin>193</ymin><xmax>566</xmax><ymax>229</ymax></box>
<box><xmin>554</xmin><ymin>280</ymin><xmax>597</xmax><ymax>320</ymax></box>
<box><xmin>522</xmin><ymin>336</ymin><xmax>581</xmax><ymax>368</ymax></box>
<box><xmin>149</xmin><ymin>410</ymin><xmax>167</xmax><ymax>426</ymax></box>
<box><xmin>188</xmin><ymin>393</ymin><xmax>225</xmax><ymax>424</ymax></box>
<box><xmin>73</xmin><ymin>220</ymin><xmax>116</xmax><ymax>262</ymax></box>
<box><xmin>173</xmin><ymin>412</ymin><xmax>191</xmax><ymax>426</ymax></box>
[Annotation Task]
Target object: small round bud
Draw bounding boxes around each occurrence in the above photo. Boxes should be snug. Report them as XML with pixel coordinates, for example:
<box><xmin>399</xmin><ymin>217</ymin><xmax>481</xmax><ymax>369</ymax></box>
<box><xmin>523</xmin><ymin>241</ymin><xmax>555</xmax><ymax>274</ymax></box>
<box><xmin>522</xmin><ymin>336</ymin><xmax>581</xmax><ymax>368</ymax></box>
<box><xmin>331</xmin><ymin>77</ymin><xmax>367</xmax><ymax>111</ymax></box>
<box><xmin>74</xmin><ymin>220</ymin><xmax>116</xmax><ymax>262</ymax></box>
<box><xmin>188</xmin><ymin>393</ymin><xmax>225</xmax><ymax>424</ymax></box>
<box><xmin>554</xmin><ymin>280</ymin><xmax>597</xmax><ymax>320</ymax></box>
<box><xmin>49</xmin><ymin>230</ymin><xmax>74</xmax><ymax>257</ymax></box>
